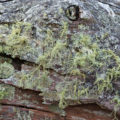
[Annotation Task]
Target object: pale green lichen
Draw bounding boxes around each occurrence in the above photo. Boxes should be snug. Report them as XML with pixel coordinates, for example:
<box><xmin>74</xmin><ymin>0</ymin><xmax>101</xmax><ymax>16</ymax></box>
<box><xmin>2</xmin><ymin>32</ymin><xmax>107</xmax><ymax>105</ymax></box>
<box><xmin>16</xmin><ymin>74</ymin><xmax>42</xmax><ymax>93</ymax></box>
<box><xmin>6</xmin><ymin>22</ymin><xmax>120</xmax><ymax>113</ymax></box>
<box><xmin>0</xmin><ymin>46</ymin><xmax>2</xmax><ymax>53</ymax></box>
<box><xmin>0</xmin><ymin>22</ymin><xmax>33</xmax><ymax>58</ymax></box>
<box><xmin>48</xmin><ymin>104</ymin><xmax>66</xmax><ymax>116</ymax></box>
<box><xmin>15</xmin><ymin>69</ymin><xmax>53</xmax><ymax>91</ymax></box>
<box><xmin>0</xmin><ymin>84</ymin><xmax>15</xmax><ymax>100</ymax></box>
<box><xmin>0</xmin><ymin>62</ymin><xmax>14</xmax><ymax>79</ymax></box>
<box><xmin>0</xmin><ymin>55</ymin><xmax>14</xmax><ymax>83</ymax></box>
<box><xmin>35</xmin><ymin>23</ymin><xmax>120</xmax><ymax>109</ymax></box>
<box><xmin>0</xmin><ymin>56</ymin><xmax>12</xmax><ymax>64</ymax></box>
<box><xmin>112</xmin><ymin>95</ymin><xmax>120</xmax><ymax>120</ymax></box>
<box><xmin>0</xmin><ymin>88</ymin><xmax>8</xmax><ymax>100</ymax></box>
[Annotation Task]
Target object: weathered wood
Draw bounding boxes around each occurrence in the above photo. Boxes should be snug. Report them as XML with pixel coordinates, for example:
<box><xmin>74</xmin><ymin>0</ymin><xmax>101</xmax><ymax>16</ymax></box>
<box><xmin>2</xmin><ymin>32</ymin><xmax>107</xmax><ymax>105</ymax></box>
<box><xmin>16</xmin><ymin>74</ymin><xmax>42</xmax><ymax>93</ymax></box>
<box><xmin>0</xmin><ymin>0</ymin><xmax>120</xmax><ymax>119</ymax></box>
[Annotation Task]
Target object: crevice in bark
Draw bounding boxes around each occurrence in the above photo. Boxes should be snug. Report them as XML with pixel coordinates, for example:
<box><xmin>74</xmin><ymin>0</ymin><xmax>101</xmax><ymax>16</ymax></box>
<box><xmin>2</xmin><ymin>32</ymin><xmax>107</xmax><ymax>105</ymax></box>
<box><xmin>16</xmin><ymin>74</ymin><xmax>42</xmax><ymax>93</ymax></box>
<box><xmin>0</xmin><ymin>53</ymin><xmax>25</xmax><ymax>70</ymax></box>
<box><xmin>0</xmin><ymin>78</ymin><xmax>120</xmax><ymax>118</ymax></box>
<box><xmin>0</xmin><ymin>22</ymin><xmax>15</xmax><ymax>25</ymax></box>
<box><xmin>0</xmin><ymin>103</ymin><xmax>55</xmax><ymax>114</ymax></box>
<box><xmin>0</xmin><ymin>0</ymin><xmax>13</xmax><ymax>3</ymax></box>
<box><xmin>0</xmin><ymin>53</ymin><xmax>68</xmax><ymax>76</ymax></box>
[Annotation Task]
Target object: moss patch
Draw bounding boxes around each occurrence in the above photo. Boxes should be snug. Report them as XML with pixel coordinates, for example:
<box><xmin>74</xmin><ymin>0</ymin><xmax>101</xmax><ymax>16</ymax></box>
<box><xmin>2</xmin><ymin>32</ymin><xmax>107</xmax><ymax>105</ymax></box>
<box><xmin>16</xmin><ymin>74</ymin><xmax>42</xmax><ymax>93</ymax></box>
<box><xmin>0</xmin><ymin>62</ymin><xmax>14</xmax><ymax>79</ymax></box>
<box><xmin>2</xmin><ymin>22</ymin><xmax>120</xmax><ymax>112</ymax></box>
<box><xmin>0</xmin><ymin>83</ymin><xmax>15</xmax><ymax>100</ymax></box>
<box><xmin>0</xmin><ymin>22</ymin><xmax>33</xmax><ymax>58</ymax></box>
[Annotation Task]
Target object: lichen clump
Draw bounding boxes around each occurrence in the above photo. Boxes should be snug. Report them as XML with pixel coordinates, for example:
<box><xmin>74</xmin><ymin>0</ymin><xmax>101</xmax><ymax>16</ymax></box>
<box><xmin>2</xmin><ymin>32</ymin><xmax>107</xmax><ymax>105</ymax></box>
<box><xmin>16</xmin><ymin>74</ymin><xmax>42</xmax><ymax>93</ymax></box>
<box><xmin>36</xmin><ymin>23</ymin><xmax>120</xmax><ymax>109</ymax></box>
<box><xmin>0</xmin><ymin>62</ymin><xmax>14</xmax><ymax>79</ymax></box>
<box><xmin>1</xmin><ymin>21</ymin><xmax>120</xmax><ymax>113</ymax></box>
<box><xmin>0</xmin><ymin>83</ymin><xmax>15</xmax><ymax>100</ymax></box>
<box><xmin>0</xmin><ymin>22</ymin><xmax>32</xmax><ymax>58</ymax></box>
<box><xmin>13</xmin><ymin>22</ymin><xmax>120</xmax><ymax>111</ymax></box>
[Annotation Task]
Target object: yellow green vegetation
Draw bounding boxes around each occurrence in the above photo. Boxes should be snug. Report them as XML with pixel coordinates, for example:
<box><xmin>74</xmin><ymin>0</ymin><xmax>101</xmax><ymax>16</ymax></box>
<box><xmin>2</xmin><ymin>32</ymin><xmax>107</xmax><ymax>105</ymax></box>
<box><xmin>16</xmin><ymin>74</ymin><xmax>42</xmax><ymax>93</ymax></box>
<box><xmin>48</xmin><ymin>104</ymin><xmax>66</xmax><ymax>116</ymax></box>
<box><xmin>16</xmin><ymin>70</ymin><xmax>53</xmax><ymax>91</ymax></box>
<box><xmin>0</xmin><ymin>84</ymin><xmax>15</xmax><ymax>100</ymax></box>
<box><xmin>0</xmin><ymin>22</ymin><xmax>32</xmax><ymax>58</ymax></box>
<box><xmin>36</xmin><ymin>22</ymin><xmax>120</xmax><ymax>109</ymax></box>
<box><xmin>0</xmin><ymin>56</ymin><xmax>12</xmax><ymax>64</ymax></box>
<box><xmin>112</xmin><ymin>95</ymin><xmax>120</xmax><ymax>120</ymax></box>
<box><xmin>0</xmin><ymin>56</ymin><xmax>14</xmax><ymax>79</ymax></box>
<box><xmin>4</xmin><ymin>22</ymin><xmax>120</xmax><ymax>112</ymax></box>
<box><xmin>0</xmin><ymin>88</ymin><xmax>8</xmax><ymax>100</ymax></box>
<box><xmin>0</xmin><ymin>62</ymin><xmax>14</xmax><ymax>79</ymax></box>
<box><xmin>0</xmin><ymin>57</ymin><xmax>15</xmax><ymax>100</ymax></box>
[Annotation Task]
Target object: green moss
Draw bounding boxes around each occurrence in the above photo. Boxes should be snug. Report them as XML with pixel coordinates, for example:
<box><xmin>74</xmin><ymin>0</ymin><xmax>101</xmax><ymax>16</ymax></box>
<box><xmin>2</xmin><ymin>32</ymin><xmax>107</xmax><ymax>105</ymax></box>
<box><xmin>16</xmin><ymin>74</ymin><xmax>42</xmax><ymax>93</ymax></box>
<box><xmin>0</xmin><ymin>56</ymin><xmax>12</xmax><ymax>64</ymax></box>
<box><xmin>48</xmin><ymin>104</ymin><xmax>66</xmax><ymax>116</ymax></box>
<box><xmin>36</xmin><ymin>23</ymin><xmax>120</xmax><ymax>109</ymax></box>
<box><xmin>56</xmin><ymin>80</ymin><xmax>88</xmax><ymax>109</ymax></box>
<box><xmin>50</xmin><ymin>42</ymin><xmax>66</xmax><ymax>61</ymax></box>
<box><xmin>15</xmin><ymin>68</ymin><xmax>53</xmax><ymax>92</ymax></box>
<box><xmin>59</xmin><ymin>88</ymin><xmax>68</xmax><ymax>109</ymax></box>
<box><xmin>0</xmin><ymin>84</ymin><xmax>15</xmax><ymax>100</ymax></box>
<box><xmin>0</xmin><ymin>89</ymin><xmax>8</xmax><ymax>100</ymax></box>
<box><xmin>0</xmin><ymin>46</ymin><xmax>2</xmax><ymax>53</ymax></box>
<box><xmin>0</xmin><ymin>62</ymin><xmax>14</xmax><ymax>79</ymax></box>
<box><xmin>0</xmin><ymin>56</ymin><xmax>14</xmax><ymax>79</ymax></box>
<box><xmin>40</xmin><ymin>91</ymin><xmax>59</xmax><ymax>102</ymax></box>
<box><xmin>112</xmin><ymin>95</ymin><xmax>120</xmax><ymax>120</ymax></box>
<box><xmin>0</xmin><ymin>22</ymin><xmax>33</xmax><ymax>58</ymax></box>
<box><xmin>4</xmin><ymin>21</ymin><xmax>120</xmax><ymax>112</ymax></box>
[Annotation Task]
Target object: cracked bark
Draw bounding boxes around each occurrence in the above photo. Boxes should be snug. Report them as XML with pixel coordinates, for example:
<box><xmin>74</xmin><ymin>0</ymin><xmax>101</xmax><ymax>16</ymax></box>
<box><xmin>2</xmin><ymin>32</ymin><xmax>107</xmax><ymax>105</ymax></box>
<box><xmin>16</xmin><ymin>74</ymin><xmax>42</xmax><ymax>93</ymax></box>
<box><xmin>0</xmin><ymin>0</ymin><xmax>120</xmax><ymax>119</ymax></box>
<box><xmin>0</xmin><ymin>53</ymin><xmax>120</xmax><ymax>120</ymax></box>
<box><xmin>0</xmin><ymin>84</ymin><xmax>117</xmax><ymax>120</ymax></box>
<box><xmin>0</xmin><ymin>0</ymin><xmax>13</xmax><ymax>3</ymax></box>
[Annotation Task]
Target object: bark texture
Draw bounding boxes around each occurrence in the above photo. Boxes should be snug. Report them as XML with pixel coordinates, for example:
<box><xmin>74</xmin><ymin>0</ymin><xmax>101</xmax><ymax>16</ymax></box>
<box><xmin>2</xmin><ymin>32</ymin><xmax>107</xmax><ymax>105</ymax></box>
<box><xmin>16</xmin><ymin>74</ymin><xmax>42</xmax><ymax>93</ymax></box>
<box><xmin>0</xmin><ymin>0</ymin><xmax>120</xmax><ymax>119</ymax></box>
